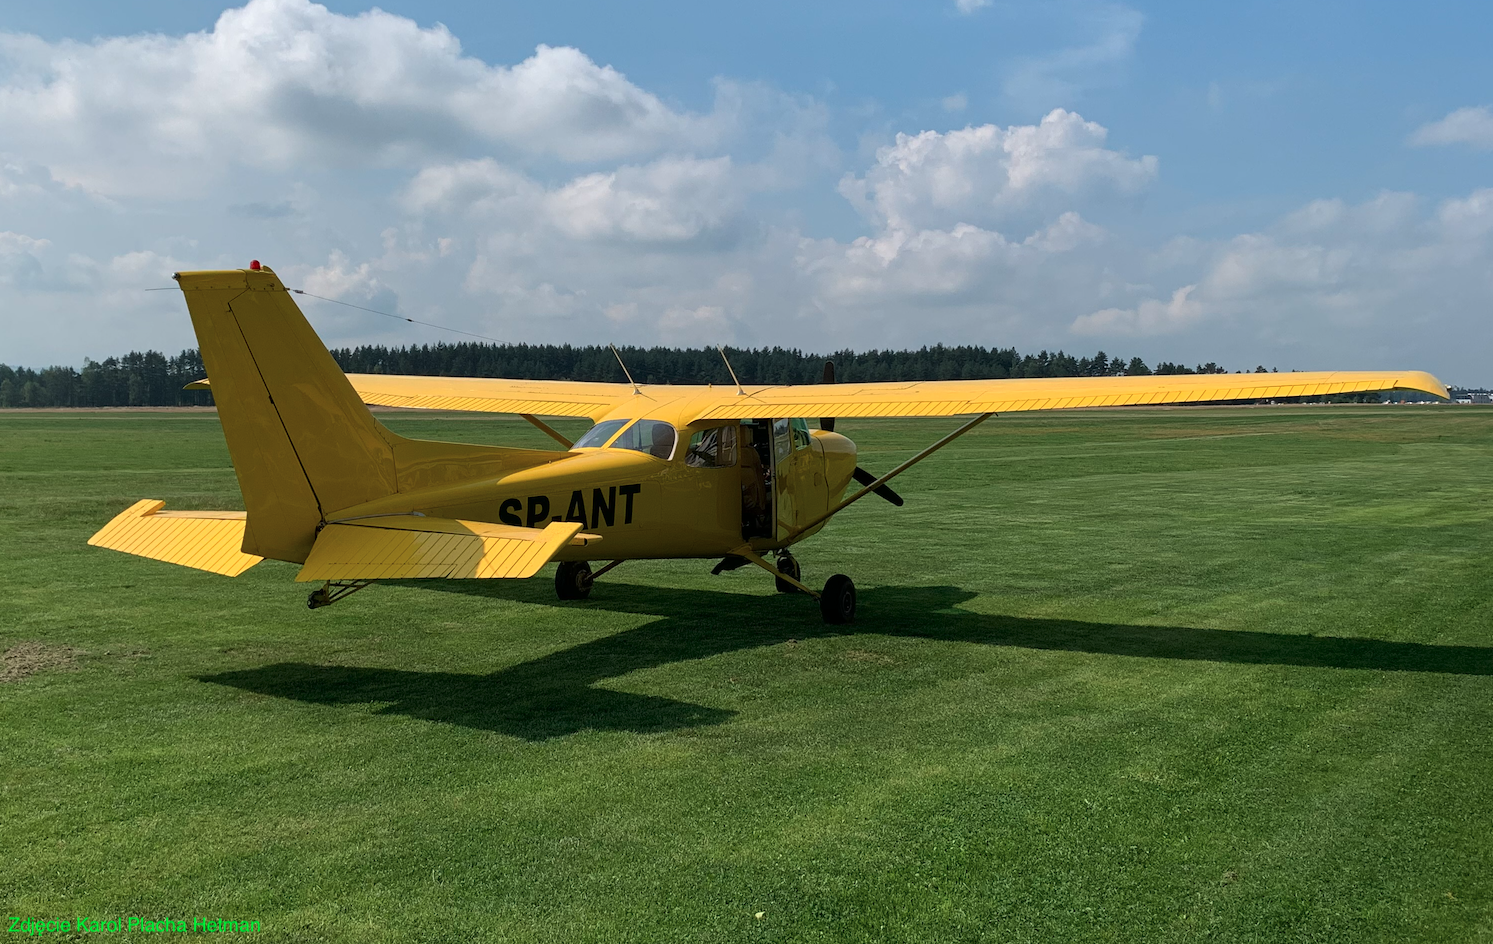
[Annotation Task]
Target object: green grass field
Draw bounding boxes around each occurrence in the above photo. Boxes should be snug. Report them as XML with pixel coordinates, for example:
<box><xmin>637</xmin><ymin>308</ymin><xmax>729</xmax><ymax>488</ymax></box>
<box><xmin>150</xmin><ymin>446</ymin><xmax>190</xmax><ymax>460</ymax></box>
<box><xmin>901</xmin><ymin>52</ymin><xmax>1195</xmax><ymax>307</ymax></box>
<box><xmin>3</xmin><ymin>406</ymin><xmax>1491</xmax><ymax>943</ymax></box>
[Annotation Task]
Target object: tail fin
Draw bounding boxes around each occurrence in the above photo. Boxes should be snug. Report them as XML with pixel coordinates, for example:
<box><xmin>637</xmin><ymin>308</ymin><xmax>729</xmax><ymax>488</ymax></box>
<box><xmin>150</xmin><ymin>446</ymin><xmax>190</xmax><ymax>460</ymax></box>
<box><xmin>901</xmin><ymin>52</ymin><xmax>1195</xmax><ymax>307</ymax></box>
<box><xmin>176</xmin><ymin>266</ymin><xmax>399</xmax><ymax>562</ymax></box>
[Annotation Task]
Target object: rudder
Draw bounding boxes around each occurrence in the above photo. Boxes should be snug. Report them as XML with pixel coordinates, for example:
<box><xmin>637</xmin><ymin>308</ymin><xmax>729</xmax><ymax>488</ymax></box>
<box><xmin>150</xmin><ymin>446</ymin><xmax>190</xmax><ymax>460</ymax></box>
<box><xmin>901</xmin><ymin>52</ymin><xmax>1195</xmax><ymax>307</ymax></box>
<box><xmin>176</xmin><ymin>266</ymin><xmax>399</xmax><ymax>562</ymax></box>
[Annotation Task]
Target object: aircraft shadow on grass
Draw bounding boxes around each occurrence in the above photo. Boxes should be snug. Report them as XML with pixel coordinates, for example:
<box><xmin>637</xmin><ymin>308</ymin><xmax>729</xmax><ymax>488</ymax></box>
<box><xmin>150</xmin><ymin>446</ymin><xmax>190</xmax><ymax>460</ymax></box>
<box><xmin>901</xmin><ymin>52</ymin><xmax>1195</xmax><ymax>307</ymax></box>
<box><xmin>198</xmin><ymin>582</ymin><xmax>1493</xmax><ymax>741</ymax></box>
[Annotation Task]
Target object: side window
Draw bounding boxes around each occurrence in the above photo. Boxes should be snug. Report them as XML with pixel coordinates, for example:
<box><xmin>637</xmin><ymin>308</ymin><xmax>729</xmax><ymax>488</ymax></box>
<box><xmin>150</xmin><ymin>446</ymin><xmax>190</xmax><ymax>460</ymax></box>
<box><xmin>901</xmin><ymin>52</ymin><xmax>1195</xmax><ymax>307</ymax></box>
<box><xmin>685</xmin><ymin>425</ymin><xmax>739</xmax><ymax>468</ymax></box>
<box><xmin>573</xmin><ymin>419</ymin><xmax>629</xmax><ymax>449</ymax></box>
<box><xmin>790</xmin><ymin>417</ymin><xmax>811</xmax><ymax>451</ymax></box>
<box><xmin>610</xmin><ymin>419</ymin><xmax>678</xmax><ymax>460</ymax></box>
<box><xmin>772</xmin><ymin>418</ymin><xmax>792</xmax><ymax>462</ymax></box>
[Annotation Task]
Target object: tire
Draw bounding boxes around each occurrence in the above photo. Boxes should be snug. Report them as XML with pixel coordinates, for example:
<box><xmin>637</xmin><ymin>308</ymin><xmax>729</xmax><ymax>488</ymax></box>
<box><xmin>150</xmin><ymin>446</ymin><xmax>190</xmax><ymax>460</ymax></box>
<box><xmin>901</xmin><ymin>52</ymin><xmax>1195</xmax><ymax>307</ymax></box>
<box><xmin>819</xmin><ymin>574</ymin><xmax>856</xmax><ymax>624</ymax></box>
<box><xmin>774</xmin><ymin>554</ymin><xmax>801</xmax><ymax>593</ymax></box>
<box><xmin>555</xmin><ymin>561</ymin><xmax>593</xmax><ymax>600</ymax></box>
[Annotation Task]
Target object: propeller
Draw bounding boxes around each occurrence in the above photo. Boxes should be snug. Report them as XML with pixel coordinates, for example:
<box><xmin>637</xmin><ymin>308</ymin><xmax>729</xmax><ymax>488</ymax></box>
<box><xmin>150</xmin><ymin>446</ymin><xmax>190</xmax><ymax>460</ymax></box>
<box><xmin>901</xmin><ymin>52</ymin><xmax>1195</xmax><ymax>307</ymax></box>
<box><xmin>852</xmin><ymin>466</ymin><xmax>905</xmax><ymax>506</ymax></box>
<box><xmin>819</xmin><ymin>361</ymin><xmax>837</xmax><ymax>432</ymax></box>
<box><xmin>820</xmin><ymin>359</ymin><xmax>904</xmax><ymax>506</ymax></box>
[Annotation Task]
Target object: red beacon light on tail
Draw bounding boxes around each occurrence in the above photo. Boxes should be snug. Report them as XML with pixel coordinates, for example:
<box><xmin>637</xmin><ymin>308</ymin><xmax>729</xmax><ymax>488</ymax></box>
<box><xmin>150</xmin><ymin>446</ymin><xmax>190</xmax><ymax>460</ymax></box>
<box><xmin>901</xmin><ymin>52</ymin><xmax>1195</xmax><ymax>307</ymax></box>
<box><xmin>249</xmin><ymin>260</ymin><xmax>261</xmax><ymax>270</ymax></box>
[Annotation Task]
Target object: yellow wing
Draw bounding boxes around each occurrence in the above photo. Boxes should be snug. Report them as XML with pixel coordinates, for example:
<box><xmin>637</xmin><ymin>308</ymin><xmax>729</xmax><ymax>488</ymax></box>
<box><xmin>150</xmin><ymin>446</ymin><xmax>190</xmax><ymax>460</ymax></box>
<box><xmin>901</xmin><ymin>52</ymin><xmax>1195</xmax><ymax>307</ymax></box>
<box><xmin>89</xmin><ymin>500</ymin><xmax>263</xmax><ymax>576</ymax></box>
<box><xmin>346</xmin><ymin>374</ymin><xmax>630</xmax><ymax>420</ymax></box>
<box><xmin>687</xmin><ymin>370</ymin><xmax>1449</xmax><ymax>421</ymax></box>
<box><xmin>296</xmin><ymin>515</ymin><xmax>600</xmax><ymax>582</ymax></box>
<box><xmin>193</xmin><ymin>368</ymin><xmax>1449</xmax><ymax>421</ymax></box>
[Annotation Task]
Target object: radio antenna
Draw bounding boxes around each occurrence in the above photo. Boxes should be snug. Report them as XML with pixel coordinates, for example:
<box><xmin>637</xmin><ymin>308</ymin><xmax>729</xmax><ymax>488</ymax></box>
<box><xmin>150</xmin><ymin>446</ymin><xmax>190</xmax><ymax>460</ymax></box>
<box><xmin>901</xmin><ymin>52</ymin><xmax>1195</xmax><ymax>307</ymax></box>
<box><xmin>610</xmin><ymin>344</ymin><xmax>642</xmax><ymax>395</ymax></box>
<box><xmin>717</xmin><ymin>346</ymin><xmax>747</xmax><ymax>396</ymax></box>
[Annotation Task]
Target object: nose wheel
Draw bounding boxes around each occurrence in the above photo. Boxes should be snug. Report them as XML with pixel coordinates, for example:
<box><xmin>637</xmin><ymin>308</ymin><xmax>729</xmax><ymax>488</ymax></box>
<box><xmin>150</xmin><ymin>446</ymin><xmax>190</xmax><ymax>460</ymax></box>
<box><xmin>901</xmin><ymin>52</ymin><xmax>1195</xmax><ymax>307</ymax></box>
<box><xmin>720</xmin><ymin>547</ymin><xmax>858</xmax><ymax>624</ymax></box>
<box><xmin>819</xmin><ymin>574</ymin><xmax>856</xmax><ymax>624</ymax></box>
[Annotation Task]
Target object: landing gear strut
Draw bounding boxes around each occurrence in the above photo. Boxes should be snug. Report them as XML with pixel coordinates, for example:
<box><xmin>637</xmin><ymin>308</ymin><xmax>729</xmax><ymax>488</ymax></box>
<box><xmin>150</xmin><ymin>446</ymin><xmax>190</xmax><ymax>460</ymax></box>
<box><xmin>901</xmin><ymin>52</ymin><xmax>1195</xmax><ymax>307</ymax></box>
<box><xmin>306</xmin><ymin>580</ymin><xmax>371</xmax><ymax>609</ymax></box>
<box><xmin>555</xmin><ymin>561</ymin><xmax>594</xmax><ymax>600</ymax></box>
<box><xmin>718</xmin><ymin>548</ymin><xmax>858</xmax><ymax>624</ymax></box>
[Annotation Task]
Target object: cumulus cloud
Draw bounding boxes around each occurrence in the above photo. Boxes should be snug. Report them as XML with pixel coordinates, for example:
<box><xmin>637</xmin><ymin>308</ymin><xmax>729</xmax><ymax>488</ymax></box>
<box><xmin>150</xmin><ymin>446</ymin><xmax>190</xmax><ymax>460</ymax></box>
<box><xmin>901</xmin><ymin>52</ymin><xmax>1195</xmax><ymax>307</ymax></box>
<box><xmin>0</xmin><ymin>0</ymin><xmax>709</xmax><ymax>196</ymax></box>
<box><xmin>838</xmin><ymin>109</ymin><xmax>1156</xmax><ymax>233</ymax></box>
<box><xmin>1</xmin><ymin>4</ymin><xmax>1487</xmax><ymax>382</ymax></box>
<box><xmin>404</xmin><ymin>154</ymin><xmax>746</xmax><ymax>246</ymax></box>
<box><xmin>1072</xmin><ymin>285</ymin><xmax>1201</xmax><ymax>335</ymax></box>
<box><xmin>1066</xmin><ymin>188</ymin><xmax>1493</xmax><ymax>380</ymax></box>
<box><xmin>1409</xmin><ymin>106</ymin><xmax>1493</xmax><ymax>149</ymax></box>
<box><xmin>546</xmin><ymin>157</ymin><xmax>743</xmax><ymax>244</ymax></box>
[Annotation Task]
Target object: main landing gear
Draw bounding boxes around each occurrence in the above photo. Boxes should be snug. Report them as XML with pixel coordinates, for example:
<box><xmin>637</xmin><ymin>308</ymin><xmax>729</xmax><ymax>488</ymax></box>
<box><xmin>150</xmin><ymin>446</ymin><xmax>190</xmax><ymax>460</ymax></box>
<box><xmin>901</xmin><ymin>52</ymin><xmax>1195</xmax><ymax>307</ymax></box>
<box><xmin>555</xmin><ymin>561</ymin><xmax>594</xmax><ymax>600</ymax></box>
<box><xmin>711</xmin><ymin>549</ymin><xmax>857</xmax><ymax>624</ymax></box>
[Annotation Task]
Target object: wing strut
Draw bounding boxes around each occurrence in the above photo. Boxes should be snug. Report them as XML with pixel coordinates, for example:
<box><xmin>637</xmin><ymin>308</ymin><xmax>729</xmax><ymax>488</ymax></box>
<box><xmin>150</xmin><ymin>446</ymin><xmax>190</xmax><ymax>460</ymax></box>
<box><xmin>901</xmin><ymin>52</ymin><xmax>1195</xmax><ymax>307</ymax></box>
<box><xmin>785</xmin><ymin>412</ymin><xmax>995</xmax><ymax>539</ymax></box>
<box><xmin>520</xmin><ymin>413</ymin><xmax>573</xmax><ymax>448</ymax></box>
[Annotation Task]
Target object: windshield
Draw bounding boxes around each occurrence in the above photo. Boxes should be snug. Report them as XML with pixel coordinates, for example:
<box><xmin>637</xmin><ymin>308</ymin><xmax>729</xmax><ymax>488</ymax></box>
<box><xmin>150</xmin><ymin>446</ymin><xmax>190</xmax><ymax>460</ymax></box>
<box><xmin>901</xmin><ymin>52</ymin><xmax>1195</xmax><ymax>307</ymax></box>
<box><xmin>610</xmin><ymin>419</ymin><xmax>678</xmax><ymax>460</ymax></box>
<box><xmin>572</xmin><ymin>419</ymin><xmax>629</xmax><ymax>449</ymax></box>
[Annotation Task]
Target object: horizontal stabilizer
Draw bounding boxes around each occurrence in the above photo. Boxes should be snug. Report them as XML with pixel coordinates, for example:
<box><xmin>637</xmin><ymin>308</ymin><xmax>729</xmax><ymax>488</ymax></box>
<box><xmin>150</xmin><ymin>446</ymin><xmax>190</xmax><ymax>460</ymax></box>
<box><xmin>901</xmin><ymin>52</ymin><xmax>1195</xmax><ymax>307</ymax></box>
<box><xmin>297</xmin><ymin>516</ymin><xmax>599</xmax><ymax>582</ymax></box>
<box><xmin>88</xmin><ymin>500</ymin><xmax>263</xmax><ymax>576</ymax></box>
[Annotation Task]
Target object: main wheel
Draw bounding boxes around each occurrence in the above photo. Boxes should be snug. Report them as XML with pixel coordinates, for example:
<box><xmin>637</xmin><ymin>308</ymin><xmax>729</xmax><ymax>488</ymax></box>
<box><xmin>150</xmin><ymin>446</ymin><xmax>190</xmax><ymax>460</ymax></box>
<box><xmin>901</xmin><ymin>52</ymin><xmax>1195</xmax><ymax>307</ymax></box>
<box><xmin>306</xmin><ymin>588</ymin><xmax>329</xmax><ymax>610</ymax></box>
<box><xmin>774</xmin><ymin>554</ymin><xmax>802</xmax><ymax>593</ymax></box>
<box><xmin>819</xmin><ymin>574</ymin><xmax>856</xmax><ymax>624</ymax></box>
<box><xmin>555</xmin><ymin>561</ymin><xmax>594</xmax><ymax>600</ymax></box>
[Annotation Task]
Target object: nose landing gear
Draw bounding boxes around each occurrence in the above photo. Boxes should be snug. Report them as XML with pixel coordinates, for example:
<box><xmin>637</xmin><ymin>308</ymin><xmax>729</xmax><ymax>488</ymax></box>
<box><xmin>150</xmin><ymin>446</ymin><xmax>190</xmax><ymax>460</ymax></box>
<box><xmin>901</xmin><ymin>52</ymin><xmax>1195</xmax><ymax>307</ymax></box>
<box><xmin>773</xmin><ymin>552</ymin><xmax>801</xmax><ymax>593</ymax></box>
<box><xmin>723</xmin><ymin>547</ymin><xmax>857</xmax><ymax>624</ymax></box>
<box><xmin>819</xmin><ymin>573</ymin><xmax>856</xmax><ymax>624</ymax></box>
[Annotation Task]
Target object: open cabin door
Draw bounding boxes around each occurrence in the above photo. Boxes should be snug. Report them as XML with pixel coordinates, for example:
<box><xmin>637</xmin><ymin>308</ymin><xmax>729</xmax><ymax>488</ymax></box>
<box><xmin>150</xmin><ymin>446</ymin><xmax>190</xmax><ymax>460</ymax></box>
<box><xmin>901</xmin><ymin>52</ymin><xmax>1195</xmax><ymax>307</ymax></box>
<box><xmin>773</xmin><ymin>418</ymin><xmax>828</xmax><ymax>542</ymax></box>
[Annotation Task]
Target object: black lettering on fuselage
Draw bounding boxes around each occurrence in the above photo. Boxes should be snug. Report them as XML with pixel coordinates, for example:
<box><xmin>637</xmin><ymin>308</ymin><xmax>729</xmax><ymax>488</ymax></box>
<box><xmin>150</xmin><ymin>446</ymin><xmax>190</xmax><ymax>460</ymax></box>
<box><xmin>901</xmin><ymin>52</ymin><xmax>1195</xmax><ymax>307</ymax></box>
<box><xmin>499</xmin><ymin>485</ymin><xmax>639</xmax><ymax>529</ymax></box>
<box><xmin>526</xmin><ymin>495</ymin><xmax>550</xmax><ymax>527</ymax></box>
<box><xmin>565</xmin><ymin>490</ymin><xmax>587</xmax><ymax>523</ymax></box>
<box><xmin>591</xmin><ymin>487</ymin><xmax>616</xmax><ymax>528</ymax></box>
<box><xmin>619</xmin><ymin>483</ymin><xmax>641</xmax><ymax>524</ymax></box>
<box><xmin>499</xmin><ymin>498</ymin><xmax>522</xmax><ymax>527</ymax></box>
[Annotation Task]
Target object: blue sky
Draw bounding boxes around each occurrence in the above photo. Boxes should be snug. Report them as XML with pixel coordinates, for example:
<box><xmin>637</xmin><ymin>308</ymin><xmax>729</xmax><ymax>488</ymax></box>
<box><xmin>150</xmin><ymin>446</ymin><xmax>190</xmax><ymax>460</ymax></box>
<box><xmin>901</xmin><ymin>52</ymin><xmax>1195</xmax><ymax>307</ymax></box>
<box><xmin>2</xmin><ymin>0</ymin><xmax>1491</xmax><ymax>382</ymax></box>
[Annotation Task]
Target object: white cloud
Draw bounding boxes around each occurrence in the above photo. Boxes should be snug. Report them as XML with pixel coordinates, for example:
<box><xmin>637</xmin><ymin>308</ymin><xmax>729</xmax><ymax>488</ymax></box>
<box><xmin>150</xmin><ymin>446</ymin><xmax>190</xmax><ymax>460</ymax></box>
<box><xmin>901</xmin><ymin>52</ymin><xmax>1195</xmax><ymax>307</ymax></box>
<box><xmin>403</xmin><ymin>154</ymin><xmax>748</xmax><ymax>248</ymax></box>
<box><xmin>955</xmin><ymin>0</ymin><xmax>992</xmax><ymax>14</ymax></box>
<box><xmin>1072</xmin><ymin>285</ymin><xmax>1201</xmax><ymax>335</ymax></box>
<box><xmin>1</xmin><ymin>6</ymin><xmax>1488</xmax><ymax>384</ymax></box>
<box><xmin>546</xmin><ymin>157</ymin><xmax>742</xmax><ymax>243</ymax></box>
<box><xmin>941</xmin><ymin>93</ymin><xmax>968</xmax><ymax>113</ymax></box>
<box><xmin>658</xmin><ymin>304</ymin><xmax>733</xmax><ymax>345</ymax></box>
<box><xmin>1066</xmin><ymin>188</ymin><xmax>1493</xmax><ymax>379</ymax></box>
<box><xmin>1409</xmin><ymin>106</ymin><xmax>1493</xmax><ymax>149</ymax></box>
<box><xmin>838</xmin><ymin>109</ymin><xmax>1156</xmax><ymax>232</ymax></box>
<box><xmin>0</xmin><ymin>0</ymin><xmax>711</xmax><ymax>196</ymax></box>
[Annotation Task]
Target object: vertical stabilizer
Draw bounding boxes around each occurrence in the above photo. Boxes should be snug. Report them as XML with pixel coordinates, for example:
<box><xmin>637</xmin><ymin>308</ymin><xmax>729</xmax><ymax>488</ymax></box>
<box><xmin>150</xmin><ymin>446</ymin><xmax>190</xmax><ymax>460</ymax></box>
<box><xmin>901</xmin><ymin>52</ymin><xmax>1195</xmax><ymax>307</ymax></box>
<box><xmin>176</xmin><ymin>267</ymin><xmax>399</xmax><ymax>562</ymax></box>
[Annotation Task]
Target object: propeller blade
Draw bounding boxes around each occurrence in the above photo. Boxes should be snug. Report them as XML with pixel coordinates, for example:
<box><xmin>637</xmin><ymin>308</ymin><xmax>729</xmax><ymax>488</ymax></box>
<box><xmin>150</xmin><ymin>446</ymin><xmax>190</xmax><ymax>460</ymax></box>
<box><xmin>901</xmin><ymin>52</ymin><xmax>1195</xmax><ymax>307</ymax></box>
<box><xmin>819</xmin><ymin>360</ymin><xmax>836</xmax><ymax>431</ymax></box>
<box><xmin>852</xmin><ymin>466</ymin><xmax>904</xmax><ymax>506</ymax></box>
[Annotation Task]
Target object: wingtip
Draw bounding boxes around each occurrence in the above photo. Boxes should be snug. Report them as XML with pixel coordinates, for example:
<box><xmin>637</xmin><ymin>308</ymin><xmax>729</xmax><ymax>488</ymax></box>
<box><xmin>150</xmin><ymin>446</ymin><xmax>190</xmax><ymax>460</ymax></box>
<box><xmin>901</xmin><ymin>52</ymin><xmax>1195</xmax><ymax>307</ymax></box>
<box><xmin>1397</xmin><ymin>371</ymin><xmax>1450</xmax><ymax>400</ymax></box>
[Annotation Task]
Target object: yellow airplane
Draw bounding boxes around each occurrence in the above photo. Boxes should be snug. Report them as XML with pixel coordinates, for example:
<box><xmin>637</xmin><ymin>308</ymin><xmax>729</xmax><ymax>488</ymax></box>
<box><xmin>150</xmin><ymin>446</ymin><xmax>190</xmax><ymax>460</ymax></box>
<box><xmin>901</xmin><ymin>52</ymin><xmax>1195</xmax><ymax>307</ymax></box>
<box><xmin>89</xmin><ymin>263</ymin><xmax>1449</xmax><ymax>623</ymax></box>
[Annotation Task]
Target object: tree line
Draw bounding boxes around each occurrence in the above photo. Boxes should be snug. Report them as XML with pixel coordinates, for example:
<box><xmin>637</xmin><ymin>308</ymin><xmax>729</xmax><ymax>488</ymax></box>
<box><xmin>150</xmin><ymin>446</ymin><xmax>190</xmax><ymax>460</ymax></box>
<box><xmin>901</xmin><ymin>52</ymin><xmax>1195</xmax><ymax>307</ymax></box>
<box><xmin>3</xmin><ymin>341</ymin><xmax>1371</xmax><ymax>409</ymax></box>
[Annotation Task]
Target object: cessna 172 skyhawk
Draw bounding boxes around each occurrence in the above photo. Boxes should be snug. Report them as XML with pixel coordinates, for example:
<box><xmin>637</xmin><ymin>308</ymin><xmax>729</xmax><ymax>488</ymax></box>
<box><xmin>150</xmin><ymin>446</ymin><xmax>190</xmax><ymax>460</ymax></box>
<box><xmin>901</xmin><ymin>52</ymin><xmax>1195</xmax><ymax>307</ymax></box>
<box><xmin>89</xmin><ymin>264</ymin><xmax>1449</xmax><ymax>623</ymax></box>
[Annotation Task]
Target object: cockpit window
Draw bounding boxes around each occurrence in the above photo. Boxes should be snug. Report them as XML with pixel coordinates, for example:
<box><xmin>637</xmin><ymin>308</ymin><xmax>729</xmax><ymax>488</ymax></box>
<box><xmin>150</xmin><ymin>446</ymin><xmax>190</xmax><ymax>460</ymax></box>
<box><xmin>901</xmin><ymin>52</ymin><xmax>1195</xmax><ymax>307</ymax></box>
<box><xmin>790</xmin><ymin>417</ymin><xmax>811</xmax><ymax>450</ymax></box>
<box><xmin>685</xmin><ymin>425</ymin><xmax>739</xmax><ymax>469</ymax></box>
<box><xmin>610</xmin><ymin>419</ymin><xmax>678</xmax><ymax>460</ymax></box>
<box><xmin>572</xmin><ymin>419</ymin><xmax>629</xmax><ymax>449</ymax></box>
